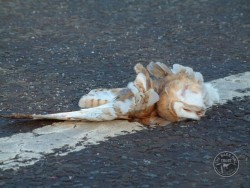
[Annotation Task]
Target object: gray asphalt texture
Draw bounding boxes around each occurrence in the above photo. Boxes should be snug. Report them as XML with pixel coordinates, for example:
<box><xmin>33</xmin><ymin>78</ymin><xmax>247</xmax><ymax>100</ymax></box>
<box><xmin>0</xmin><ymin>0</ymin><xmax>250</xmax><ymax>187</ymax></box>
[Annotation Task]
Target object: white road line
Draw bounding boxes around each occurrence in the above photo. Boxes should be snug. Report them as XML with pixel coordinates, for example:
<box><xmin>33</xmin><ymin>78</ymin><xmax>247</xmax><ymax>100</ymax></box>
<box><xmin>211</xmin><ymin>72</ymin><xmax>250</xmax><ymax>104</ymax></box>
<box><xmin>0</xmin><ymin>121</ymin><xmax>145</xmax><ymax>170</ymax></box>
<box><xmin>0</xmin><ymin>72</ymin><xmax>249</xmax><ymax>170</ymax></box>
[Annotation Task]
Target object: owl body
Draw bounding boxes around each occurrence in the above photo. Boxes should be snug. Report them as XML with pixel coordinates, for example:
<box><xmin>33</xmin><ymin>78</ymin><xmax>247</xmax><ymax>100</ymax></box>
<box><xmin>2</xmin><ymin>62</ymin><xmax>219</xmax><ymax>126</ymax></box>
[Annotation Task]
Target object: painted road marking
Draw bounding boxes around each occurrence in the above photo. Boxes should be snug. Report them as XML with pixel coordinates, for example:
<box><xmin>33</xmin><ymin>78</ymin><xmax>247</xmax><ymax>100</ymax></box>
<box><xmin>0</xmin><ymin>72</ymin><xmax>250</xmax><ymax>170</ymax></box>
<box><xmin>0</xmin><ymin>121</ymin><xmax>145</xmax><ymax>170</ymax></box>
<box><xmin>211</xmin><ymin>72</ymin><xmax>250</xmax><ymax>104</ymax></box>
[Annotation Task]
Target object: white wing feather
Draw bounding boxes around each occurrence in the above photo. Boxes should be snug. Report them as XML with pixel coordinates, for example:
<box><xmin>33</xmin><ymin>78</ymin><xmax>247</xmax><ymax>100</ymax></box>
<box><xmin>203</xmin><ymin>83</ymin><xmax>220</xmax><ymax>107</ymax></box>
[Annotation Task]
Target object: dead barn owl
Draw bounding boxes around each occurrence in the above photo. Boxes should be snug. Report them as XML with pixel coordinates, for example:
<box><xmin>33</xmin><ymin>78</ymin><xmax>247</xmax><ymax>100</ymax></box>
<box><xmin>1</xmin><ymin>62</ymin><xmax>219</xmax><ymax>126</ymax></box>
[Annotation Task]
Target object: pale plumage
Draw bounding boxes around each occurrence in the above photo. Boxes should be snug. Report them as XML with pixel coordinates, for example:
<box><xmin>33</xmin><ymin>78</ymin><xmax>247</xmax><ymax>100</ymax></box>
<box><xmin>1</xmin><ymin>62</ymin><xmax>219</xmax><ymax>126</ymax></box>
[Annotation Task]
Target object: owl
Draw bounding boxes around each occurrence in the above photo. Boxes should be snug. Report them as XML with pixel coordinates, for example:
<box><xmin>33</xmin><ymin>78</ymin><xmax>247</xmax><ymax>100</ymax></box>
<box><xmin>1</xmin><ymin>62</ymin><xmax>219</xmax><ymax>126</ymax></box>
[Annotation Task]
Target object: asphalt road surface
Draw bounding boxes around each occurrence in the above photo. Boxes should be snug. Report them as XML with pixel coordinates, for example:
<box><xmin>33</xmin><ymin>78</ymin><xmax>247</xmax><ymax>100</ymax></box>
<box><xmin>0</xmin><ymin>0</ymin><xmax>249</xmax><ymax>187</ymax></box>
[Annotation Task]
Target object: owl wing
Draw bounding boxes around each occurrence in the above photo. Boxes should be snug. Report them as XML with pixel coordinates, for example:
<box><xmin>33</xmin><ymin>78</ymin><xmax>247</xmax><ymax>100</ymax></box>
<box><xmin>128</xmin><ymin>63</ymin><xmax>160</xmax><ymax>111</ymax></box>
<box><xmin>75</xmin><ymin>67</ymin><xmax>160</xmax><ymax>120</ymax></box>
<box><xmin>113</xmin><ymin>63</ymin><xmax>160</xmax><ymax>116</ymax></box>
<box><xmin>78</xmin><ymin>88</ymin><xmax>123</xmax><ymax>108</ymax></box>
<box><xmin>147</xmin><ymin>61</ymin><xmax>172</xmax><ymax>78</ymax></box>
